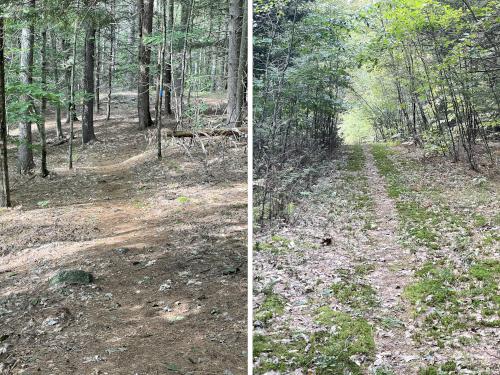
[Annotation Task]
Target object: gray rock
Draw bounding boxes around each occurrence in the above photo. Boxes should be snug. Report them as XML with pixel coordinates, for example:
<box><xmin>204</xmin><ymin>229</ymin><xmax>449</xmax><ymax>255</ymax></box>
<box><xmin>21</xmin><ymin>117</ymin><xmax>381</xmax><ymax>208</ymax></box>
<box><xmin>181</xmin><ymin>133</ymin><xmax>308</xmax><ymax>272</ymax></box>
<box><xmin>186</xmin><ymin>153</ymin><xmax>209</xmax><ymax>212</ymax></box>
<box><xmin>50</xmin><ymin>270</ymin><xmax>94</xmax><ymax>286</ymax></box>
<box><xmin>113</xmin><ymin>247</ymin><xmax>130</xmax><ymax>255</ymax></box>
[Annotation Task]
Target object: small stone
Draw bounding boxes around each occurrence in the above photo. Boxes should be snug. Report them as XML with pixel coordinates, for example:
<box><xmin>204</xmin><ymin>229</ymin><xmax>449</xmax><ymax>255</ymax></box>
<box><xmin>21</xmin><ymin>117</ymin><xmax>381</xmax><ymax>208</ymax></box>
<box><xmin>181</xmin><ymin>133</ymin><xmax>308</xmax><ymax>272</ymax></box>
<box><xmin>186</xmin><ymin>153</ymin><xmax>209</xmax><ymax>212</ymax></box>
<box><xmin>43</xmin><ymin>317</ymin><xmax>59</xmax><ymax>326</ymax></box>
<box><xmin>167</xmin><ymin>316</ymin><xmax>185</xmax><ymax>322</ymax></box>
<box><xmin>113</xmin><ymin>248</ymin><xmax>130</xmax><ymax>255</ymax></box>
<box><xmin>222</xmin><ymin>267</ymin><xmax>239</xmax><ymax>275</ymax></box>
<box><xmin>159</xmin><ymin>280</ymin><xmax>172</xmax><ymax>291</ymax></box>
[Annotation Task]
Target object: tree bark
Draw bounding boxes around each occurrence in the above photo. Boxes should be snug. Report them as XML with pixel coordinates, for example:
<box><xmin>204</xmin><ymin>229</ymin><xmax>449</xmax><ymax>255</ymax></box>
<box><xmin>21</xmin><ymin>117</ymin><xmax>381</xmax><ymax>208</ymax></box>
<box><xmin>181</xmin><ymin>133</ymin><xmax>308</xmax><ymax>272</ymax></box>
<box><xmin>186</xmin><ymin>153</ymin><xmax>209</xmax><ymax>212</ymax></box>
<box><xmin>176</xmin><ymin>0</ymin><xmax>194</xmax><ymax>127</ymax></box>
<box><xmin>156</xmin><ymin>0</ymin><xmax>168</xmax><ymax>159</ymax></box>
<box><xmin>236</xmin><ymin>0</ymin><xmax>247</xmax><ymax>121</ymax></box>
<box><xmin>164</xmin><ymin>0</ymin><xmax>173</xmax><ymax>115</ymax></box>
<box><xmin>137</xmin><ymin>0</ymin><xmax>154</xmax><ymax>129</ymax></box>
<box><xmin>106</xmin><ymin>0</ymin><xmax>116</xmax><ymax>120</ymax></box>
<box><xmin>82</xmin><ymin>18</ymin><xmax>96</xmax><ymax>144</ymax></box>
<box><xmin>0</xmin><ymin>17</ymin><xmax>10</xmax><ymax>207</ymax></box>
<box><xmin>18</xmin><ymin>0</ymin><xmax>36</xmax><ymax>174</ymax></box>
<box><xmin>50</xmin><ymin>32</ymin><xmax>63</xmax><ymax>139</ymax></box>
<box><xmin>68</xmin><ymin>20</ymin><xmax>78</xmax><ymax>169</ymax></box>
<box><xmin>95</xmin><ymin>28</ymin><xmax>101</xmax><ymax>114</ymax></box>
<box><xmin>227</xmin><ymin>0</ymin><xmax>243</xmax><ymax>127</ymax></box>
<box><xmin>39</xmin><ymin>29</ymin><xmax>49</xmax><ymax>176</ymax></box>
<box><xmin>128</xmin><ymin>1</ymin><xmax>137</xmax><ymax>89</ymax></box>
<box><xmin>63</xmin><ymin>39</ymin><xmax>78</xmax><ymax>124</ymax></box>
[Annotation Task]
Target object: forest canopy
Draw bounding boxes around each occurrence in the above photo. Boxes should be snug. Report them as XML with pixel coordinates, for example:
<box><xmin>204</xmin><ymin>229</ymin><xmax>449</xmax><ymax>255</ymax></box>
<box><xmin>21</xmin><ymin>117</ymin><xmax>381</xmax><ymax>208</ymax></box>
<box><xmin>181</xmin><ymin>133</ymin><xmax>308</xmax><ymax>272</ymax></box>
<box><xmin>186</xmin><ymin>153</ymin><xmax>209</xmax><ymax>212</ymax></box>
<box><xmin>254</xmin><ymin>0</ymin><xmax>498</xmax><ymax>224</ymax></box>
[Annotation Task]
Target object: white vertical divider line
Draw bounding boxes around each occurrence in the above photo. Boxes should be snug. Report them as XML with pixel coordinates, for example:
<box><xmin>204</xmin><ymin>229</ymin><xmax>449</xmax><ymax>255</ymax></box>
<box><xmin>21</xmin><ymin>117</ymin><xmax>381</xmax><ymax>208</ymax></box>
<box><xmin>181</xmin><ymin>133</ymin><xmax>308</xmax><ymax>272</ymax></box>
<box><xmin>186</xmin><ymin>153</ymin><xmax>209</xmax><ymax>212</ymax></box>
<box><xmin>247</xmin><ymin>0</ymin><xmax>254</xmax><ymax>373</ymax></box>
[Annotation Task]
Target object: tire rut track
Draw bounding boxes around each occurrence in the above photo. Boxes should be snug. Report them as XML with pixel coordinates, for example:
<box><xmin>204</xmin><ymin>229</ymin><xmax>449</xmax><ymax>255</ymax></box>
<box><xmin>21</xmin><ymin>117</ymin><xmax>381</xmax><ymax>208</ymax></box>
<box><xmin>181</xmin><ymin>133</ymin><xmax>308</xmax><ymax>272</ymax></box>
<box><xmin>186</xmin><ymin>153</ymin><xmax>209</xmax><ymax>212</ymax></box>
<box><xmin>362</xmin><ymin>144</ymin><xmax>423</xmax><ymax>373</ymax></box>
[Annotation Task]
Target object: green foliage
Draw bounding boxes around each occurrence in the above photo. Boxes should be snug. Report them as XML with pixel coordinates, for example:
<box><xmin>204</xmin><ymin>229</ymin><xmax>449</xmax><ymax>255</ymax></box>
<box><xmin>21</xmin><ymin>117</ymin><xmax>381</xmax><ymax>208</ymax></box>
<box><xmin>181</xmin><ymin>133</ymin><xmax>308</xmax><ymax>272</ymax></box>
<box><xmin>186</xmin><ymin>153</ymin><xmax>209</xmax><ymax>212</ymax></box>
<box><xmin>176</xmin><ymin>196</ymin><xmax>190</xmax><ymax>204</ymax></box>
<box><xmin>36</xmin><ymin>200</ymin><xmax>50</xmax><ymax>208</ymax></box>
<box><xmin>254</xmin><ymin>307</ymin><xmax>375</xmax><ymax>374</ymax></box>
<box><xmin>330</xmin><ymin>279</ymin><xmax>378</xmax><ymax>309</ymax></box>
<box><xmin>345</xmin><ymin>144</ymin><xmax>365</xmax><ymax>171</ymax></box>
<box><xmin>314</xmin><ymin>307</ymin><xmax>375</xmax><ymax>373</ymax></box>
<box><xmin>254</xmin><ymin>291</ymin><xmax>285</xmax><ymax>325</ymax></box>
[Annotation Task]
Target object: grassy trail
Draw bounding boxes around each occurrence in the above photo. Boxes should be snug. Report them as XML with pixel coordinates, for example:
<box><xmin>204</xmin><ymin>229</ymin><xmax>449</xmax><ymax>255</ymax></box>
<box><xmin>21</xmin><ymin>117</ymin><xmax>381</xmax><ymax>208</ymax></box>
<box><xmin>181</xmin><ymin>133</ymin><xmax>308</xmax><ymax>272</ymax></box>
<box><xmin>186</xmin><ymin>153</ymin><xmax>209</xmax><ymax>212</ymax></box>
<box><xmin>254</xmin><ymin>144</ymin><xmax>499</xmax><ymax>374</ymax></box>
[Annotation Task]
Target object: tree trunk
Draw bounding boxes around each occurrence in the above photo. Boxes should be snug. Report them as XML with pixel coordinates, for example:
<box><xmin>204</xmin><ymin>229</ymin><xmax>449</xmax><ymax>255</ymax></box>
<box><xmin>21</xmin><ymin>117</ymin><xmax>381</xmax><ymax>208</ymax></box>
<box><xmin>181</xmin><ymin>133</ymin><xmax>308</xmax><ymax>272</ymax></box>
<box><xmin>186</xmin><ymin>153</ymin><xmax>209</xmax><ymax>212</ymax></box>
<box><xmin>39</xmin><ymin>29</ymin><xmax>49</xmax><ymax>176</ymax></box>
<box><xmin>82</xmin><ymin>19</ymin><xmax>96</xmax><ymax>144</ymax></box>
<box><xmin>128</xmin><ymin>1</ymin><xmax>137</xmax><ymax>89</ymax></box>
<box><xmin>106</xmin><ymin>0</ymin><xmax>116</xmax><ymax>121</ymax></box>
<box><xmin>51</xmin><ymin>32</ymin><xmax>63</xmax><ymax>139</ymax></box>
<box><xmin>18</xmin><ymin>0</ymin><xmax>36</xmax><ymax>174</ymax></box>
<box><xmin>137</xmin><ymin>0</ymin><xmax>154</xmax><ymax>130</ymax></box>
<box><xmin>68</xmin><ymin>20</ymin><xmax>78</xmax><ymax>169</ymax></box>
<box><xmin>95</xmin><ymin>28</ymin><xmax>101</xmax><ymax>114</ymax></box>
<box><xmin>227</xmin><ymin>0</ymin><xmax>243</xmax><ymax>127</ymax></box>
<box><xmin>164</xmin><ymin>0</ymin><xmax>173</xmax><ymax>115</ymax></box>
<box><xmin>0</xmin><ymin>17</ymin><xmax>10</xmax><ymax>207</ymax></box>
<box><xmin>156</xmin><ymin>0</ymin><xmax>167</xmax><ymax>159</ymax></box>
<box><xmin>236</xmin><ymin>0</ymin><xmax>247</xmax><ymax>122</ymax></box>
<box><xmin>63</xmin><ymin>39</ymin><xmax>78</xmax><ymax>124</ymax></box>
<box><xmin>177</xmin><ymin>0</ymin><xmax>194</xmax><ymax>127</ymax></box>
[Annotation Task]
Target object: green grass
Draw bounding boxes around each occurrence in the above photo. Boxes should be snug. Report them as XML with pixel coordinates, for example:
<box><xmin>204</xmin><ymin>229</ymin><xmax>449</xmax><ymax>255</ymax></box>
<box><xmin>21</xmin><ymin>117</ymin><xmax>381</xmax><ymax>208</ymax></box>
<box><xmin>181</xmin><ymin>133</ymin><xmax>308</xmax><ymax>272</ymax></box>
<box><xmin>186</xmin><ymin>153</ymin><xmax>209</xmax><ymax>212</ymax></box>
<box><xmin>254</xmin><ymin>235</ymin><xmax>293</xmax><ymax>255</ymax></box>
<box><xmin>372</xmin><ymin>142</ymin><xmax>499</xmax><ymax>348</ymax></box>
<box><xmin>314</xmin><ymin>307</ymin><xmax>375</xmax><ymax>374</ymax></box>
<box><xmin>176</xmin><ymin>196</ymin><xmax>190</xmax><ymax>204</ymax></box>
<box><xmin>254</xmin><ymin>308</ymin><xmax>376</xmax><ymax>374</ymax></box>
<box><xmin>418</xmin><ymin>360</ymin><xmax>458</xmax><ymax>374</ymax></box>
<box><xmin>405</xmin><ymin>260</ymin><xmax>500</xmax><ymax>338</ymax></box>
<box><xmin>330</xmin><ymin>279</ymin><xmax>378</xmax><ymax>309</ymax></box>
<box><xmin>254</xmin><ymin>291</ymin><xmax>285</xmax><ymax>325</ymax></box>
<box><xmin>345</xmin><ymin>144</ymin><xmax>366</xmax><ymax>172</ymax></box>
<box><xmin>253</xmin><ymin>333</ymin><xmax>309</xmax><ymax>373</ymax></box>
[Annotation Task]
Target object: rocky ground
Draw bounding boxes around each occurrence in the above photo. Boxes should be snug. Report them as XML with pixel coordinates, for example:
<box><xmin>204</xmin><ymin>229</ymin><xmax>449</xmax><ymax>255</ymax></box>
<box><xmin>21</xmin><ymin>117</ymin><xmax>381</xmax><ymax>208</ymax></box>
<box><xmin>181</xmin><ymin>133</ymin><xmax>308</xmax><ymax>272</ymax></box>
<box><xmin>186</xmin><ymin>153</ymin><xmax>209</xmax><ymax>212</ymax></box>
<box><xmin>253</xmin><ymin>144</ymin><xmax>499</xmax><ymax>374</ymax></box>
<box><xmin>0</xmin><ymin>93</ymin><xmax>248</xmax><ymax>375</ymax></box>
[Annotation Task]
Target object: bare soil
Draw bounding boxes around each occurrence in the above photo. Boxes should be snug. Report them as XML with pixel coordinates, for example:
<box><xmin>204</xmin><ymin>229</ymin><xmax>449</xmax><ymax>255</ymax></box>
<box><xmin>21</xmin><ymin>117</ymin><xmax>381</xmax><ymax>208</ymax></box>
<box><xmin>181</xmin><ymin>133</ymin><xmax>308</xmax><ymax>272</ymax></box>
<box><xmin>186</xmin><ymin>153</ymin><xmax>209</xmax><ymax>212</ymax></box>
<box><xmin>0</xmin><ymin>94</ymin><xmax>247</xmax><ymax>375</ymax></box>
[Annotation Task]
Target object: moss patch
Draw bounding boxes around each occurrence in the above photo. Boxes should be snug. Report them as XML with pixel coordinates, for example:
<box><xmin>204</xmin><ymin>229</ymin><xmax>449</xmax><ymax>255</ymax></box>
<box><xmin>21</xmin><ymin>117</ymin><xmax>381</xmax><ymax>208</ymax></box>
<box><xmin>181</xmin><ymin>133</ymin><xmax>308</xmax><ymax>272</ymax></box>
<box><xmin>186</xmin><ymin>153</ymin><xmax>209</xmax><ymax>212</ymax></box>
<box><xmin>330</xmin><ymin>279</ymin><xmax>378</xmax><ymax>309</ymax></box>
<box><xmin>50</xmin><ymin>269</ymin><xmax>94</xmax><ymax>286</ymax></box>
<box><xmin>313</xmin><ymin>307</ymin><xmax>375</xmax><ymax>374</ymax></box>
<box><xmin>254</xmin><ymin>235</ymin><xmax>293</xmax><ymax>255</ymax></box>
<box><xmin>254</xmin><ymin>291</ymin><xmax>285</xmax><ymax>325</ymax></box>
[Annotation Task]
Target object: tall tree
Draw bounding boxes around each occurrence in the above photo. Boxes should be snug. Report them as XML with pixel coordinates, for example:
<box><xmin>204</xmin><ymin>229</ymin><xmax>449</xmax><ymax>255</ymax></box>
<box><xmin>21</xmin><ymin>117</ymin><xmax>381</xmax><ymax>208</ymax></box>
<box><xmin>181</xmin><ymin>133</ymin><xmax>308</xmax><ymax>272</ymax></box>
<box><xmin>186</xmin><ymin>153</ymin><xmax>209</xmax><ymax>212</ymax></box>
<box><xmin>38</xmin><ymin>28</ymin><xmax>49</xmax><ymax>176</ymax></box>
<box><xmin>137</xmin><ymin>0</ymin><xmax>154</xmax><ymax>129</ymax></box>
<box><xmin>236</xmin><ymin>0</ymin><xmax>247</xmax><ymax>121</ymax></box>
<box><xmin>50</xmin><ymin>32</ymin><xmax>63</xmax><ymax>139</ymax></box>
<box><xmin>106</xmin><ymin>0</ymin><xmax>116</xmax><ymax>120</ymax></box>
<box><xmin>82</xmin><ymin>6</ymin><xmax>97</xmax><ymax>144</ymax></box>
<box><xmin>95</xmin><ymin>28</ymin><xmax>101</xmax><ymax>114</ymax></box>
<box><xmin>164</xmin><ymin>0</ymin><xmax>173</xmax><ymax>115</ymax></box>
<box><xmin>68</xmin><ymin>15</ymin><xmax>78</xmax><ymax>169</ymax></box>
<box><xmin>18</xmin><ymin>0</ymin><xmax>36</xmax><ymax>174</ymax></box>
<box><xmin>227</xmin><ymin>0</ymin><xmax>243</xmax><ymax>127</ymax></box>
<box><xmin>0</xmin><ymin>16</ymin><xmax>10</xmax><ymax>207</ymax></box>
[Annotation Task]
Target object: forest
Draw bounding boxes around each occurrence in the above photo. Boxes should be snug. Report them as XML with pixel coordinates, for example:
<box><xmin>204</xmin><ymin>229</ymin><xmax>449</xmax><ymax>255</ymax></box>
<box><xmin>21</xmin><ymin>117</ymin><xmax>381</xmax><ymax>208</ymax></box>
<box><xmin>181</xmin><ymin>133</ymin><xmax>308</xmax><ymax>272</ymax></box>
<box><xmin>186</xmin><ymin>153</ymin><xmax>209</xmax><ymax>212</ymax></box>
<box><xmin>0</xmin><ymin>0</ymin><xmax>247</xmax><ymax>373</ymax></box>
<box><xmin>253</xmin><ymin>0</ymin><xmax>499</xmax><ymax>374</ymax></box>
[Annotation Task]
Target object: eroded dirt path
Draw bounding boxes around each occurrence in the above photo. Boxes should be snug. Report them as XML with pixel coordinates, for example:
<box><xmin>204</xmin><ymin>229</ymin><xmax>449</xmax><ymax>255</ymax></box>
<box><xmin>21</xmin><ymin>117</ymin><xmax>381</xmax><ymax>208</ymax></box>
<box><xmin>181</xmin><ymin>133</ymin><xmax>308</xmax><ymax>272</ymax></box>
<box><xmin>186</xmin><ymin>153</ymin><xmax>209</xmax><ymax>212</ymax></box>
<box><xmin>0</xmin><ymin>96</ymin><xmax>247</xmax><ymax>374</ymax></box>
<box><xmin>363</xmin><ymin>146</ymin><xmax>422</xmax><ymax>373</ymax></box>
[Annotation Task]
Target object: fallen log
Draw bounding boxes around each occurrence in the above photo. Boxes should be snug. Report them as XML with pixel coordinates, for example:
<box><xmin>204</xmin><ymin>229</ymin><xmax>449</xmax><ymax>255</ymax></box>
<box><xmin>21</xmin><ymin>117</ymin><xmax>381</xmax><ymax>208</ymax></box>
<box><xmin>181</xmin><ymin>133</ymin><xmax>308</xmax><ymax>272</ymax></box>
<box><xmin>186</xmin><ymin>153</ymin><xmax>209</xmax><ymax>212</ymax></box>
<box><xmin>165</xmin><ymin>127</ymin><xmax>247</xmax><ymax>138</ymax></box>
<box><xmin>48</xmin><ymin>138</ymin><xmax>69</xmax><ymax>146</ymax></box>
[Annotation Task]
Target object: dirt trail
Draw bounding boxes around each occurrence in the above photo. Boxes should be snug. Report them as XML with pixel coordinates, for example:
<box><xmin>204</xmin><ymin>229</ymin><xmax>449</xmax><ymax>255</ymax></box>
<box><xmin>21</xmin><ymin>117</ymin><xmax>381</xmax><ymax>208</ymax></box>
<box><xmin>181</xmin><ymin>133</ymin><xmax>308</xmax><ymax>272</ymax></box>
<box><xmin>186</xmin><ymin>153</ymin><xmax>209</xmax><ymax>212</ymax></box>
<box><xmin>0</xmin><ymin>97</ymin><xmax>247</xmax><ymax>374</ymax></box>
<box><xmin>362</xmin><ymin>145</ymin><xmax>422</xmax><ymax>373</ymax></box>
